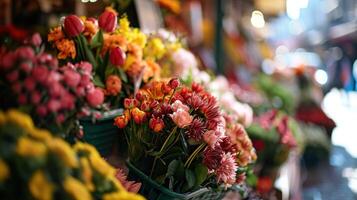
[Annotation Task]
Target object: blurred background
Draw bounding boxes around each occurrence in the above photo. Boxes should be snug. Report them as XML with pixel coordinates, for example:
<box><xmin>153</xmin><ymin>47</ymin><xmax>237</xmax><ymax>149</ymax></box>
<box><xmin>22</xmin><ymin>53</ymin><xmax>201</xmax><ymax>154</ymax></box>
<box><xmin>0</xmin><ymin>0</ymin><xmax>356</xmax><ymax>199</ymax></box>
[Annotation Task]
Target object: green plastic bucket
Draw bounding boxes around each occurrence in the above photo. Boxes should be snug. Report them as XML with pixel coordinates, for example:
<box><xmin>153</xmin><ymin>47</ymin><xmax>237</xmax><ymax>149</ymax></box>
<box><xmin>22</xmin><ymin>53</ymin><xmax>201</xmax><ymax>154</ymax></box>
<box><xmin>126</xmin><ymin>161</ymin><xmax>209</xmax><ymax>200</ymax></box>
<box><xmin>79</xmin><ymin>109</ymin><xmax>122</xmax><ymax>156</ymax></box>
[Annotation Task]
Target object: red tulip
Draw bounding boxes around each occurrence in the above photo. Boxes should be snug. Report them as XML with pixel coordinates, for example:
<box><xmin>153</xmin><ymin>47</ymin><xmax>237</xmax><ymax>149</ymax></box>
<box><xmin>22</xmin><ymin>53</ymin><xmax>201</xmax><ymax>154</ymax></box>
<box><xmin>64</xmin><ymin>15</ymin><xmax>84</xmax><ymax>37</ymax></box>
<box><xmin>109</xmin><ymin>47</ymin><xmax>126</xmax><ymax>67</ymax></box>
<box><xmin>98</xmin><ymin>10</ymin><xmax>117</xmax><ymax>32</ymax></box>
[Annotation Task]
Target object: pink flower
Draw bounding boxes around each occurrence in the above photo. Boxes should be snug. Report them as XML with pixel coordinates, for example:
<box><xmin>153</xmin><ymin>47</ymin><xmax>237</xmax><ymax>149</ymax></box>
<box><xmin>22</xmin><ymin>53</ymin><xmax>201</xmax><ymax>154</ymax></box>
<box><xmin>18</xmin><ymin>94</ymin><xmax>27</xmax><ymax>104</ymax></box>
<box><xmin>203</xmin><ymin>130</ymin><xmax>220</xmax><ymax>147</ymax></box>
<box><xmin>76</xmin><ymin>86</ymin><xmax>86</xmax><ymax>97</ymax></box>
<box><xmin>115</xmin><ymin>169</ymin><xmax>141</xmax><ymax>193</ymax></box>
<box><xmin>46</xmin><ymin>71</ymin><xmax>62</xmax><ymax>85</ymax></box>
<box><xmin>171</xmin><ymin>100</ymin><xmax>190</xmax><ymax>112</ymax></box>
<box><xmin>6</xmin><ymin>71</ymin><xmax>19</xmax><ymax>82</ymax></box>
<box><xmin>47</xmin><ymin>99</ymin><xmax>61</xmax><ymax>112</ymax></box>
<box><xmin>24</xmin><ymin>77</ymin><xmax>36</xmax><ymax>91</ymax></box>
<box><xmin>12</xmin><ymin>82</ymin><xmax>22</xmax><ymax>94</ymax></box>
<box><xmin>1</xmin><ymin>52</ymin><xmax>15</xmax><ymax>70</ymax></box>
<box><xmin>20</xmin><ymin>62</ymin><xmax>32</xmax><ymax>73</ymax></box>
<box><xmin>79</xmin><ymin>74</ymin><xmax>91</xmax><ymax>87</ymax></box>
<box><xmin>86</xmin><ymin>88</ymin><xmax>104</xmax><ymax>107</ymax></box>
<box><xmin>31</xmin><ymin>66</ymin><xmax>49</xmax><ymax>83</ymax></box>
<box><xmin>60</xmin><ymin>93</ymin><xmax>75</xmax><ymax>109</ymax></box>
<box><xmin>31</xmin><ymin>91</ymin><xmax>42</xmax><ymax>104</ymax></box>
<box><xmin>36</xmin><ymin>105</ymin><xmax>47</xmax><ymax>117</ymax></box>
<box><xmin>77</xmin><ymin>62</ymin><xmax>92</xmax><ymax>74</ymax></box>
<box><xmin>63</xmin><ymin>69</ymin><xmax>81</xmax><ymax>88</ymax></box>
<box><xmin>203</xmin><ymin>146</ymin><xmax>223</xmax><ymax>170</ymax></box>
<box><xmin>215</xmin><ymin>153</ymin><xmax>238</xmax><ymax>186</ymax></box>
<box><xmin>170</xmin><ymin>109</ymin><xmax>193</xmax><ymax>128</ymax></box>
<box><xmin>49</xmin><ymin>83</ymin><xmax>65</xmax><ymax>98</ymax></box>
<box><xmin>16</xmin><ymin>47</ymin><xmax>35</xmax><ymax>59</ymax></box>
<box><xmin>56</xmin><ymin>114</ymin><xmax>65</xmax><ymax>124</ymax></box>
<box><xmin>31</xmin><ymin>33</ymin><xmax>42</xmax><ymax>47</ymax></box>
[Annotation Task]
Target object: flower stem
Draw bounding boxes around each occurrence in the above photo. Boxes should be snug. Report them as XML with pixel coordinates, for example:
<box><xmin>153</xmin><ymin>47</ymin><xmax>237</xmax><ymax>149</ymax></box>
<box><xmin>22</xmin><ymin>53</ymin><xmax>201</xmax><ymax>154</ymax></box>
<box><xmin>184</xmin><ymin>143</ymin><xmax>206</xmax><ymax>168</ymax></box>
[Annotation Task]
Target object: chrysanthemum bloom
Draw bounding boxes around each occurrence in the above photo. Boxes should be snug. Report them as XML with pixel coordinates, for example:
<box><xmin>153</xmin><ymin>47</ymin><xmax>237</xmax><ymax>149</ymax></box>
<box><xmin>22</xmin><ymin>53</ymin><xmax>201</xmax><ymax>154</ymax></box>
<box><xmin>105</xmin><ymin>75</ymin><xmax>122</xmax><ymax>96</ymax></box>
<box><xmin>203</xmin><ymin>146</ymin><xmax>223</xmax><ymax>171</ymax></box>
<box><xmin>29</xmin><ymin>170</ymin><xmax>54</xmax><ymax>200</ymax></box>
<box><xmin>115</xmin><ymin>168</ymin><xmax>141</xmax><ymax>193</ymax></box>
<box><xmin>170</xmin><ymin>108</ymin><xmax>193</xmax><ymax>128</ymax></box>
<box><xmin>186</xmin><ymin>118</ymin><xmax>206</xmax><ymax>142</ymax></box>
<box><xmin>143</xmin><ymin>59</ymin><xmax>161</xmax><ymax>82</ymax></box>
<box><xmin>48</xmin><ymin>27</ymin><xmax>65</xmax><ymax>43</ymax></box>
<box><xmin>203</xmin><ymin>130</ymin><xmax>220</xmax><ymax>147</ymax></box>
<box><xmin>102</xmin><ymin>34</ymin><xmax>127</xmax><ymax>54</ymax></box>
<box><xmin>215</xmin><ymin>153</ymin><xmax>238</xmax><ymax>186</ymax></box>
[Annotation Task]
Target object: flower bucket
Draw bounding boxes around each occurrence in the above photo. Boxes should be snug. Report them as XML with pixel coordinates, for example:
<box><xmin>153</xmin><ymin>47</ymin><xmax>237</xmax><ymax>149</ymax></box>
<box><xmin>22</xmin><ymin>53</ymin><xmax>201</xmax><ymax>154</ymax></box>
<box><xmin>126</xmin><ymin>161</ymin><xmax>209</xmax><ymax>200</ymax></box>
<box><xmin>79</xmin><ymin>109</ymin><xmax>123</xmax><ymax>156</ymax></box>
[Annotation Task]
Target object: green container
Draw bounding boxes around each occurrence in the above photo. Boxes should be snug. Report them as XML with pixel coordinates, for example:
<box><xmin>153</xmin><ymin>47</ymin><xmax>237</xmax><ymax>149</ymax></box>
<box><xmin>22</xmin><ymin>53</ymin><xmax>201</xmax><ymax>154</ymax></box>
<box><xmin>126</xmin><ymin>161</ymin><xmax>209</xmax><ymax>200</ymax></box>
<box><xmin>80</xmin><ymin>109</ymin><xmax>122</xmax><ymax>156</ymax></box>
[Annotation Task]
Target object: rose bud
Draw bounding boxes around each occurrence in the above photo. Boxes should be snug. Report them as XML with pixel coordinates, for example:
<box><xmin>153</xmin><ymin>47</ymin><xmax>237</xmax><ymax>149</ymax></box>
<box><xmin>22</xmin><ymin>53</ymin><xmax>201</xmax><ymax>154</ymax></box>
<box><xmin>109</xmin><ymin>47</ymin><xmax>126</xmax><ymax>67</ymax></box>
<box><xmin>98</xmin><ymin>9</ymin><xmax>117</xmax><ymax>32</ymax></box>
<box><xmin>169</xmin><ymin>78</ymin><xmax>180</xmax><ymax>89</ymax></box>
<box><xmin>114</xmin><ymin>115</ymin><xmax>129</xmax><ymax>128</ymax></box>
<box><xmin>149</xmin><ymin>118</ymin><xmax>165</xmax><ymax>132</ymax></box>
<box><xmin>131</xmin><ymin>108</ymin><xmax>146</xmax><ymax>124</ymax></box>
<box><xmin>64</xmin><ymin>15</ymin><xmax>85</xmax><ymax>37</ymax></box>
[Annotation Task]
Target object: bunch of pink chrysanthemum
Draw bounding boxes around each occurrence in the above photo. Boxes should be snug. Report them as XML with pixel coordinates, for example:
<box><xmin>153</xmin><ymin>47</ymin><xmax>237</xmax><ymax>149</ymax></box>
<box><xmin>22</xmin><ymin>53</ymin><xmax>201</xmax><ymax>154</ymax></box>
<box><xmin>0</xmin><ymin>35</ymin><xmax>104</xmax><ymax>136</ymax></box>
<box><xmin>114</xmin><ymin>79</ymin><xmax>255</xmax><ymax>191</ymax></box>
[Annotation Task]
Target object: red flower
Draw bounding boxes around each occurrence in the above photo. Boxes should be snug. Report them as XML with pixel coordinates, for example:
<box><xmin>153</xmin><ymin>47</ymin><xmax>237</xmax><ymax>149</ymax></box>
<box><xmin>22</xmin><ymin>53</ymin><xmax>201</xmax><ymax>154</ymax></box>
<box><xmin>64</xmin><ymin>15</ymin><xmax>84</xmax><ymax>37</ymax></box>
<box><xmin>114</xmin><ymin>115</ymin><xmax>129</xmax><ymax>128</ymax></box>
<box><xmin>203</xmin><ymin>146</ymin><xmax>223</xmax><ymax>170</ymax></box>
<box><xmin>131</xmin><ymin>108</ymin><xmax>146</xmax><ymax>124</ymax></box>
<box><xmin>186</xmin><ymin>118</ymin><xmax>206</xmax><ymax>142</ymax></box>
<box><xmin>149</xmin><ymin>118</ymin><xmax>165</xmax><ymax>132</ymax></box>
<box><xmin>98</xmin><ymin>9</ymin><xmax>117</xmax><ymax>32</ymax></box>
<box><xmin>109</xmin><ymin>47</ymin><xmax>126</xmax><ymax>67</ymax></box>
<box><xmin>219</xmin><ymin>136</ymin><xmax>237</xmax><ymax>155</ymax></box>
<box><xmin>169</xmin><ymin>78</ymin><xmax>180</xmax><ymax>89</ymax></box>
<box><xmin>124</xmin><ymin>98</ymin><xmax>139</xmax><ymax>109</ymax></box>
<box><xmin>257</xmin><ymin>176</ymin><xmax>273</xmax><ymax>194</ymax></box>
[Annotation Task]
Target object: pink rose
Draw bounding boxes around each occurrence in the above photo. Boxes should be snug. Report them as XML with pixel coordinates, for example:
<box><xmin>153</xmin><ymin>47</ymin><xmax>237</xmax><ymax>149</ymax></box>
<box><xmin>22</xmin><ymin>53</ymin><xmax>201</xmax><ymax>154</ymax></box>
<box><xmin>46</xmin><ymin>71</ymin><xmax>62</xmax><ymax>85</ymax></box>
<box><xmin>47</xmin><ymin>99</ymin><xmax>61</xmax><ymax>112</ymax></box>
<box><xmin>6</xmin><ymin>71</ymin><xmax>19</xmax><ymax>82</ymax></box>
<box><xmin>36</xmin><ymin>105</ymin><xmax>47</xmax><ymax>117</ymax></box>
<box><xmin>61</xmin><ymin>93</ymin><xmax>75</xmax><ymax>109</ymax></box>
<box><xmin>63</xmin><ymin>69</ymin><xmax>81</xmax><ymax>88</ymax></box>
<box><xmin>86</xmin><ymin>88</ymin><xmax>104</xmax><ymax>107</ymax></box>
<box><xmin>20</xmin><ymin>62</ymin><xmax>32</xmax><ymax>73</ymax></box>
<box><xmin>24</xmin><ymin>77</ymin><xmax>36</xmax><ymax>91</ymax></box>
<box><xmin>79</xmin><ymin>74</ymin><xmax>91</xmax><ymax>87</ymax></box>
<box><xmin>49</xmin><ymin>83</ymin><xmax>64</xmax><ymax>98</ymax></box>
<box><xmin>31</xmin><ymin>66</ymin><xmax>49</xmax><ymax>83</ymax></box>
<box><xmin>76</xmin><ymin>86</ymin><xmax>86</xmax><ymax>97</ymax></box>
<box><xmin>171</xmin><ymin>100</ymin><xmax>190</xmax><ymax>112</ymax></box>
<box><xmin>77</xmin><ymin>62</ymin><xmax>92</xmax><ymax>74</ymax></box>
<box><xmin>170</xmin><ymin>109</ymin><xmax>193</xmax><ymax>128</ymax></box>
<box><xmin>31</xmin><ymin>33</ymin><xmax>42</xmax><ymax>47</ymax></box>
<box><xmin>16</xmin><ymin>47</ymin><xmax>35</xmax><ymax>60</ymax></box>
<box><xmin>31</xmin><ymin>91</ymin><xmax>42</xmax><ymax>104</ymax></box>
<box><xmin>56</xmin><ymin>114</ymin><xmax>66</xmax><ymax>124</ymax></box>
<box><xmin>203</xmin><ymin>130</ymin><xmax>219</xmax><ymax>147</ymax></box>
<box><xmin>1</xmin><ymin>53</ymin><xmax>15</xmax><ymax>70</ymax></box>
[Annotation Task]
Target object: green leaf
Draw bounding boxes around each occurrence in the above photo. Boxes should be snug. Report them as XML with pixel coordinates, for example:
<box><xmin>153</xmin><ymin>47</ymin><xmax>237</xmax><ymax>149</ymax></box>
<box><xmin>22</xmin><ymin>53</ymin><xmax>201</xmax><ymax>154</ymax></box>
<box><xmin>180</xmin><ymin>131</ymin><xmax>188</xmax><ymax>155</ymax></box>
<box><xmin>118</xmin><ymin>68</ymin><xmax>128</xmax><ymax>83</ymax></box>
<box><xmin>166</xmin><ymin>160</ymin><xmax>179</xmax><ymax>177</ymax></box>
<box><xmin>80</xmin><ymin>35</ymin><xmax>97</xmax><ymax>69</ymax></box>
<box><xmin>185</xmin><ymin>169</ymin><xmax>195</xmax><ymax>190</ymax></box>
<box><xmin>90</xmin><ymin>29</ymin><xmax>104</xmax><ymax>49</ymax></box>
<box><xmin>93</xmin><ymin>75</ymin><xmax>105</xmax><ymax>87</ymax></box>
<box><xmin>155</xmin><ymin>175</ymin><xmax>166</xmax><ymax>185</ymax></box>
<box><xmin>194</xmin><ymin>163</ymin><xmax>208</xmax><ymax>187</ymax></box>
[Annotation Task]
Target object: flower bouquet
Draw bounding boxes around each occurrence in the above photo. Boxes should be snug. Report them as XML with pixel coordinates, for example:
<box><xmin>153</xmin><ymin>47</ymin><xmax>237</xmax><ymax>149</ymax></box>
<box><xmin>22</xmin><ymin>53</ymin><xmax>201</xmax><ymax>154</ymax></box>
<box><xmin>114</xmin><ymin>79</ymin><xmax>256</xmax><ymax>199</ymax></box>
<box><xmin>0</xmin><ymin>109</ymin><xmax>144</xmax><ymax>200</ymax></box>
<box><xmin>0</xmin><ymin>35</ymin><xmax>102</xmax><ymax>137</ymax></box>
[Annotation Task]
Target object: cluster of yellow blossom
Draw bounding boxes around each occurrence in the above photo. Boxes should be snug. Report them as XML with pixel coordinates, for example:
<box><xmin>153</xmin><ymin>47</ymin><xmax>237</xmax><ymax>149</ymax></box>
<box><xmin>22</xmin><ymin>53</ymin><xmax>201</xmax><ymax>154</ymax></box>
<box><xmin>0</xmin><ymin>110</ymin><xmax>144</xmax><ymax>200</ymax></box>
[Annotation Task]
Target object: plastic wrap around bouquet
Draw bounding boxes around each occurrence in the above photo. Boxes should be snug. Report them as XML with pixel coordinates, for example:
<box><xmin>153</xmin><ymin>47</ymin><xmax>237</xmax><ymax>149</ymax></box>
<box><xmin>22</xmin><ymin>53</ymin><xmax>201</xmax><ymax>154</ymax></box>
<box><xmin>114</xmin><ymin>79</ymin><xmax>257</xmax><ymax>200</ymax></box>
<box><xmin>0</xmin><ymin>110</ymin><xmax>144</xmax><ymax>200</ymax></box>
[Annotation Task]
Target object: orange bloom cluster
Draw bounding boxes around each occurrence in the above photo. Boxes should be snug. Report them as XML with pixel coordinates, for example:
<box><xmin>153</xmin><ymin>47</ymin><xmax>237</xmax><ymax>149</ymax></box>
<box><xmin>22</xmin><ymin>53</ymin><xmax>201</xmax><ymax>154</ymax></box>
<box><xmin>102</xmin><ymin>33</ymin><xmax>127</xmax><ymax>54</ymax></box>
<box><xmin>105</xmin><ymin>75</ymin><xmax>122</xmax><ymax>96</ymax></box>
<box><xmin>48</xmin><ymin>27</ymin><xmax>76</xmax><ymax>59</ymax></box>
<box><xmin>156</xmin><ymin>0</ymin><xmax>181</xmax><ymax>15</ymax></box>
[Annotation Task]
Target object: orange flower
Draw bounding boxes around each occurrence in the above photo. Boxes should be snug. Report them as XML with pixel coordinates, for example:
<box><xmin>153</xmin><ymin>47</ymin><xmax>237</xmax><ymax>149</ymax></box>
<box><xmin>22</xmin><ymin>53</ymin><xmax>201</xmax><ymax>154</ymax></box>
<box><xmin>102</xmin><ymin>33</ymin><xmax>127</xmax><ymax>54</ymax></box>
<box><xmin>127</xmin><ymin>43</ymin><xmax>142</xmax><ymax>59</ymax></box>
<box><xmin>83</xmin><ymin>20</ymin><xmax>98</xmax><ymax>40</ymax></box>
<box><xmin>143</xmin><ymin>59</ymin><xmax>161</xmax><ymax>82</ymax></box>
<box><xmin>156</xmin><ymin>0</ymin><xmax>181</xmax><ymax>15</ymax></box>
<box><xmin>141</xmin><ymin>81</ymin><xmax>166</xmax><ymax>100</ymax></box>
<box><xmin>105</xmin><ymin>75</ymin><xmax>122</xmax><ymax>96</ymax></box>
<box><xmin>48</xmin><ymin>27</ymin><xmax>65</xmax><ymax>42</ymax></box>
<box><xmin>55</xmin><ymin>39</ymin><xmax>76</xmax><ymax>59</ymax></box>
<box><xmin>114</xmin><ymin>115</ymin><xmax>128</xmax><ymax>128</ymax></box>
<box><xmin>126</xmin><ymin>60</ymin><xmax>144</xmax><ymax>79</ymax></box>
<box><xmin>131</xmin><ymin>107</ymin><xmax>146</xmax><ymax>124</ymax></box>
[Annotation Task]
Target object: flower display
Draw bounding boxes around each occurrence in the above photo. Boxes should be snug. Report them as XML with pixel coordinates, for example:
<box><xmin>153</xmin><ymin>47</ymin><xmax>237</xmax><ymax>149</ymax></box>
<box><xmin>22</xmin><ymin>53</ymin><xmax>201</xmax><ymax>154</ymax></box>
<box><xmin>114</xmin><ymin>79</ymin><xmax>256</xmax><ymax>192</ymax></box>
<box><xmin>0</xmin><ymin>37</ymin><xmax>103</xmax><ymax>136</ymax></box>
<box><xmin>0</xmin><ymin>109</ymin><xmax>144</xmax><ymax>200</ymax></box>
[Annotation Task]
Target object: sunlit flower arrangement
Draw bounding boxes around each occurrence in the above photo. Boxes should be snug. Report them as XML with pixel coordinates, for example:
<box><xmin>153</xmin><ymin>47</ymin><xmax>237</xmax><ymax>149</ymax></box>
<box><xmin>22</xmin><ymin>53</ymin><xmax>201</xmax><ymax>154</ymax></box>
<box><xmin>114</xmin><ymin>79</ymin><xmax>256</xmax><ymax>193</ymax></box>
<box><xmin>0</xmin><ymin>35</ymin><xmax>102</xmax><ymax>136</ymax></box>
<box><xmin>48</xmin><ymin>8</ymin><xmax>158</xmax><ymax>109</ymax></box>
<box><xmin>0</xmin><ymin>110</ymin><xmax>144</xmax><ymax>200</ymax></box>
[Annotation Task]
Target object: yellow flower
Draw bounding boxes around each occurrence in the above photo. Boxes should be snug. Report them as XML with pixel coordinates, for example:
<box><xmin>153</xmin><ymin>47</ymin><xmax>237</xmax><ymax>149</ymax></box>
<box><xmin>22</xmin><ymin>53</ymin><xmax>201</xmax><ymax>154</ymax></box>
<box><xmin>103</xmin><ymin>191</ymin><xmax>145</xmax><ymax>200</ymax></box>
<box><xmin>80</xmin><ymin>157</ymin><xmax>94</xmax><ymax>191</ymax></box>
<box><xmin>89</xmin><ymin>153</ymin><xmax>115</xmax><ymax>178</ymax></box>
<box><xmin>73</xmin><ymin>142</ymin><xmax>99</xmax><ymax>157</ymax></box>
<box><xmin>63</xmin><ymin>176</ymin><xmax>92</xmax><ymax>200</ymax></box>
<box><xmin>0</xmin><ymin>159</ymin><xmax>9</xmax><ymax>181</ymax></box>
<box><xmin>7</xmin><ymin>109</ymin><xmax>34</xmax><ymax>130</ymax></box>
<box><xmin>118</xmin><ymin>17</ymin><xmax>130</xmax><ymax>34</ymax></box>
<box><xmin>16</xmin><ymin>137</ymin><xmax>47</xmax><ymax>157</ymax></box>
<box><xmin>28</xmin><ymin>128</ymin><xmax>52</xmax><ymax>143</ymax></box>
<box><xmin>123</xmin><ymin>54</ymin><xmax>137</xmax><ymax>71</ymax></box>
<box><xmin>145</xmin><ymin>38</ymin><xmax>165</xmax><ymax>60</ymax></box>
<box><xmin>130</xmin><ymin>30</ymin><xmax>147</xmax><ymax>48</ymax></box>
<box><xmin>48</xmin><ymin>138</ymin><xmax>78</xmax><ymax>168</ymax></box>
<box><xmin>29</xmin><ymin>171</ymin><xmax>54</xmax><ymax>200</ymax></box>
